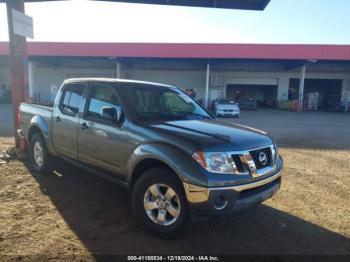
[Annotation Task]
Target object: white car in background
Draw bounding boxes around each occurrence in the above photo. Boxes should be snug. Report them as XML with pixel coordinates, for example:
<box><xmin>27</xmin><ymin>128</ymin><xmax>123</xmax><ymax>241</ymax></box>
<box><xmin>213</xmin><ymin>99</ymin><xmax>240</xmax><ymax>117</ymax></box>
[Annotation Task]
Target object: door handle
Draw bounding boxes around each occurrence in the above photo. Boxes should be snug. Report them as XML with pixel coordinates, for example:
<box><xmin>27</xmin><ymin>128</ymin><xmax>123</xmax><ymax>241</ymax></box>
<box><xmin>55</xmin><ymin>116</ymin><xmax>61</xmax><ymax>123</ymax></box>
<box><xmin>80</xmin><ymin>122</ymin><xmax>88</xmax><ymax>130</ymax></box>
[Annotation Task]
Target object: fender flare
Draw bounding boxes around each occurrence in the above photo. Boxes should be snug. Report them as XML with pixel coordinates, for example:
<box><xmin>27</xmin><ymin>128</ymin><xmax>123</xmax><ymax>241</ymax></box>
<box><xmin>27</xmin><ymin>116</ymin><xmax>56</xmax><ymax>155</ymax></box>
<box><xmin>126</xmin><ymin>141</ymin><xmax>208</xmax><ymax>187</ymax></box>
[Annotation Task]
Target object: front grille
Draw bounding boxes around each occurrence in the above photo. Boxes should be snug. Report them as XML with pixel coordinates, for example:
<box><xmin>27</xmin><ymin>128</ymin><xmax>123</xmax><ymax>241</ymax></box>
<box><xmin>229</xmin><ymin>146</ymin><xmax>275</xmax><ymax>176</ymax></box>
<box><xmin>250</xmin><ymin>147</ymin><xmax>272</xmax><ymax>170</ymax></box>
<box><xmin>231</xmin><ymin>155</ymin><xmax>245</xmax><ymax>173</ymax></box>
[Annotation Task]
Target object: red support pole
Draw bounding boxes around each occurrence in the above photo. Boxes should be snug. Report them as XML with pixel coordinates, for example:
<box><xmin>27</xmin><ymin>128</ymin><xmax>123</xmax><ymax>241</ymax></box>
<box><xmin>6</xmin><ymin>0</ymin><xmax>29</xmax><ymax>149</ymax></box>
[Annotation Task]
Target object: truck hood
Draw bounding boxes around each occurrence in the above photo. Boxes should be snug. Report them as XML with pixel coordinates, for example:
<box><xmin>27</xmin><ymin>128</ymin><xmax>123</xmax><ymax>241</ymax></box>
<box><xmin>149</xmin><ymin>119</ymin><xmax>273</xmax><ymax>151</ymax></box>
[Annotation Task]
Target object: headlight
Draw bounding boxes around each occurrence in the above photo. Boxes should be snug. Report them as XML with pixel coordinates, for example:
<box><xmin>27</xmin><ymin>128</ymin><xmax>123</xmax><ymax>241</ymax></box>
<box><xmin>272</xmin><ymin>140</ymin><xmax>279</xmax><ymax>161</ymax></box>
<box><xmin>192</xmin><ymin>151</ymin><xmax>235</xmax><ymax>174</ymax></box>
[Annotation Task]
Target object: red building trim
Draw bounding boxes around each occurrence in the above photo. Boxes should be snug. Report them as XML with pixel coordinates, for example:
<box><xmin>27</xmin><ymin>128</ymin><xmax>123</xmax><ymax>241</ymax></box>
<box><xmin>1</xmin><ymin>42</ymin><xmax>350</xmax><ymax>60</ymax></box>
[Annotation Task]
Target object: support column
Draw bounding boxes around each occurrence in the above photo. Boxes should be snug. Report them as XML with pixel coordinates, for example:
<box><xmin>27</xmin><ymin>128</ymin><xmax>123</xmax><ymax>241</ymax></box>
<box><xmin>116</xmin><ymin>62</ymin><xmax>122</xmax><ymax>79</ymax></box>
<box><xmin>28</xmin><ymin>61</ymin><xmax>34</xmax><ymax>100</ymax></box>
<box><xmin>205</xmin><ymin>63</ymin><xmax>210</xmax><ymax>109</ymax></box>
<box><xmin>299</xmin><ymin>65</ymin><xmax>306</xmax><ymax>112</ymax></box>
<box><xmin>6</xmin><ymin>0</ymin><xmax>29</xmax><ymax>148</ymax></box>
<box><xmin>277</xmin><ymin>76</ymin><xmax>289</xmax><ymax>102</ymax></box>
<box><xmin>342</xmin><ymin>79</ymin><xmax>350</xmax><ymax>112</ymax></box>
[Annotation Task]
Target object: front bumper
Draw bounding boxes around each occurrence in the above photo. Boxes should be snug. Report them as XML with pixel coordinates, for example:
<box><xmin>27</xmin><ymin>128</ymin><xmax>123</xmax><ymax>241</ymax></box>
<box><xmin>183</xmin><ymin>171</ymin><xmax>281</xmax><ymax>215</ymax></box>
<box><xmin>16</xmin><ymin>129</ymin><xmax>28</xmax><ymax>153</ymax></box>
<box><xmin>216</xmin><ymin>110</ymin><xmax>240</xmax><ymax>117</ymax></box>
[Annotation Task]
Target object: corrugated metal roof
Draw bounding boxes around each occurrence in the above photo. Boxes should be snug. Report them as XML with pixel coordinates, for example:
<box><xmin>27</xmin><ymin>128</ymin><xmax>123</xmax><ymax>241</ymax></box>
<box><xmin>1</xmin><ymin>42</ymin><xmax>350</xmax><ymax>61</ymax></box>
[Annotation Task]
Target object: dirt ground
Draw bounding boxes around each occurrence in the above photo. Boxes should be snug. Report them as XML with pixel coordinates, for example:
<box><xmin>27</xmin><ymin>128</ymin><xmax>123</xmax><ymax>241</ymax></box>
<box><xmin>0</xmin><ymin>110</ymin><xmax>350</xmax><ymax>260</ymax></box>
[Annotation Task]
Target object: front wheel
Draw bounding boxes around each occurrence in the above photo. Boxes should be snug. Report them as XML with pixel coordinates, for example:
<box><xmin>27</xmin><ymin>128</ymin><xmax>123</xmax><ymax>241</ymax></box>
<box><xmin>132</xmin><ymin>167</ymin><xmax>190</xmax><ymax>238</ymax></box>
<box><xmin>29</xmin><ymin>133</ymin><xmax>53</xmax><ymax>174</ymax></box>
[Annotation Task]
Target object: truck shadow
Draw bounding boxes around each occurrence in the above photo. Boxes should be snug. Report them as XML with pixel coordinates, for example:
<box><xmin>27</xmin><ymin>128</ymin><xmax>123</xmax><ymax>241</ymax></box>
<box><xmin>28</xmin><ymin>160</ymin><xmax>350</xmax><ymax>257</ymax></box>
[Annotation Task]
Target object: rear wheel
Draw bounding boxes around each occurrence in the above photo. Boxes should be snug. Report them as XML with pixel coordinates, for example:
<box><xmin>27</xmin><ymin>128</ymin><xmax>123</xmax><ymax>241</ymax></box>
<box><xmin>29</xmin><ymin>133</ymin><xmax>53</xmax><ymax>174</ymax></box>
<box><xmin>132</xmin><ymin>167</ymin><xmax>190</xmax><ymax>238</ymax></box>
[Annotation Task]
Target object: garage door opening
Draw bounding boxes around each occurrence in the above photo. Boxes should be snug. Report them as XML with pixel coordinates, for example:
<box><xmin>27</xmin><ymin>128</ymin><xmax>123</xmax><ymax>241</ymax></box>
<box><xmin>288</xmin><ymin>79</ymin><xmax>343</xmax><ymax>111</ymax></box>
<box><xmin>226</xmin><ymin>84</ymin><xmax>278</xmax><ymax>108</ymax></box>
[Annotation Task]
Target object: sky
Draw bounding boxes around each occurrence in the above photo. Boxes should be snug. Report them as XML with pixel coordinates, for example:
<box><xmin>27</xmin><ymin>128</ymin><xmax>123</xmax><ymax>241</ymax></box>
<box><xmin>0</xmin><ymin>0</ymin><xmax>349</xmax><ymax>44</ymax></box>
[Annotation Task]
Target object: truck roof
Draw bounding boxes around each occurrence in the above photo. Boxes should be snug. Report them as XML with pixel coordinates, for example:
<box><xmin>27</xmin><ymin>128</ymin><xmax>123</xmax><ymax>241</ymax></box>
<box><xmin>63</xmin><ymin>78</ymin><xmax>175</xmax><ymax>89</ymax></box>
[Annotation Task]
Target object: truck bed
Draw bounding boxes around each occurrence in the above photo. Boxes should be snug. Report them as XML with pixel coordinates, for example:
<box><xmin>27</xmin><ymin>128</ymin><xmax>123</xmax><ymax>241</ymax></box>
<box><xmin>19</xmin><ymin>103</ymin><xmax>53</xmax><ymax>138</ymax></box>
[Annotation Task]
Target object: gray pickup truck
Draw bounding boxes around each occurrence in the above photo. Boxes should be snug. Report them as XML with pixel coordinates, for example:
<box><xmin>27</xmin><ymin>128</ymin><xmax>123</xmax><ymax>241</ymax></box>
<box><xmin>18</xmin><ymin>78</ymin><xmax>282</xmax><ymax>238</ymax></box>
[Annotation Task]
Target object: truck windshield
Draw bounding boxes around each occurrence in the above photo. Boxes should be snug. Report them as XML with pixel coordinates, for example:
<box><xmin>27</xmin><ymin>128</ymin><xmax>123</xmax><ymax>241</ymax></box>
<box><xmin>121</xmin><ymin>85</ymin><xmax>212</xmax><ymax>121</ymax></box>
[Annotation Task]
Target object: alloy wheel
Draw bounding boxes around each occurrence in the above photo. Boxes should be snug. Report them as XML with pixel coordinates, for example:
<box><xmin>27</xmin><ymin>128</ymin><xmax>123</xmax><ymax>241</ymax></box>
<box><xmin>143</xmin><ymin>183</ymin><xmax>181</xmax><ymax>226</ymax></box>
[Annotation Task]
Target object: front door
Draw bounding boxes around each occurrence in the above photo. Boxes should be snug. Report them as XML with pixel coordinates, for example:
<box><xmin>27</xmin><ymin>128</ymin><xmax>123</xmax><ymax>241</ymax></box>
<box><xmin>77</xmin><ymin>83</ymin><xmax>129</xmax><ymax>175</ymax></box>
<box><xmin>52</xmin><ymin>83</ymin><xmax>86</xmax><ymax>159</ymax></box>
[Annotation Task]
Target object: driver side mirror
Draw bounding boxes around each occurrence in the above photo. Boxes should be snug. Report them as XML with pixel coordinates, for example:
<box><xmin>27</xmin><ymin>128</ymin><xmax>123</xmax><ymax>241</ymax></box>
<box><xmin>100</xmin><ymin>106</ymin><xmax>122</xmax><ymax>123</ymax></box>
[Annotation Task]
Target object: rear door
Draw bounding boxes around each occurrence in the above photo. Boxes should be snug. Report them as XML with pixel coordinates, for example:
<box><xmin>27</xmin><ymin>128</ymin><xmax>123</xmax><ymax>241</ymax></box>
<box><xmin>77</xmin><ymin>83</ymin><xmax>129</xmax><ymax>174</ymax></box>
<box><xmin>52</xmin><ymin>83</ymin><xmax>86</xmax><ymax>159</ymax></box>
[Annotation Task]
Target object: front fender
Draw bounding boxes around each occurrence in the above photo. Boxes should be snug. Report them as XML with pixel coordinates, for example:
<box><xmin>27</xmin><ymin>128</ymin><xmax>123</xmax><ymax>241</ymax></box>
<box><xmin>126</xmin><ymin>141</ymin><xmax>208</xmax><ymax>187</ymax></box>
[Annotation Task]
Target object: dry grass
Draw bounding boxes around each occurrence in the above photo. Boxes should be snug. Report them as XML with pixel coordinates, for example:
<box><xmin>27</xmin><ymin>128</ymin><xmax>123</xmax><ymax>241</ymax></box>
<box><xmin>269</xmin><ymin>148</ymin><xmax>350</xmax><ymax>238</ymax></box>
<box><xmin>0</xmin><ymin>137</ymin><xmax>350</xmax><ymax>259</ymax></box>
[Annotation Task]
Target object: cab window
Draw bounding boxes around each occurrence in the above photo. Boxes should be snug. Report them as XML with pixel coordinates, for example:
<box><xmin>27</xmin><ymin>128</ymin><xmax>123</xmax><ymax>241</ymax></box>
<box><xmin>60</xmin><ymin>84</ymin><xmax>85</xmax><ymax>116</ymax></box>
<box><xmin>87</xmin><ymin>85</ymin><xmax>120</xmax><ymax>120</ymax></box>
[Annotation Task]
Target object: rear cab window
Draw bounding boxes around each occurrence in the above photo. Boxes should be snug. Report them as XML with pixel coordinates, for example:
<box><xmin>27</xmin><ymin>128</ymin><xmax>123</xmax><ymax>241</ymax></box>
<box><xmin>59</xmin><ymin>83</ymin><xmax>86</xmax><ymax>116</ymax></box>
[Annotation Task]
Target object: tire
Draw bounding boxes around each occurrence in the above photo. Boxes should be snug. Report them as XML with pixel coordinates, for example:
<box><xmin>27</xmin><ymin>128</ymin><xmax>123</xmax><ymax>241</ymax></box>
<box><xmin>29</xmin><ymin>133</ymin><xmax>53</xmax><ymax>174</ymax></box>
<box><xmin>132</xmin><ymin>167</ymin><xmax>190</xmax><ymax>239</ymax></box>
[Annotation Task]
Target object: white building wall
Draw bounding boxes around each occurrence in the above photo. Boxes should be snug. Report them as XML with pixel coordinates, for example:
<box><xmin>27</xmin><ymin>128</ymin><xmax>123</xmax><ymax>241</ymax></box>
<box><xmin>214</xmin><ymin>70</ymin><xmax>350</xmax><ymax>103</ymax></box>
<box><xmin>31</xmin><ymin>60</ymin><xmax>116</xmax><ymax>102</ymax></box>
<box><xmin>0</xmin><ymin>66</ymin><xmax>10</xmax><ymax>88</ymax></box>
<box><xmin>62</xmin><ymin>67</ymin><xmax>115</xmax><ymax>79</ymax></box>
<box><xmin>3</xmin><ymin>58</ymin><xmax>350</xmax><ymax>106</ymax></box>
<box><xmin>127</xmin><ymin>69</ymin><xmax>206</xmax><ymax>99</ymax></box>
<box><xmin>31</xmin><ymin>63</ymin><xmax>64</xmax><ymax>102</ymax></box>
<box><xmin>29</xmin><ymin>65</ymin><xmax>350</xmax><ymax>104</ymax></box>
<box><xmin>218</xmin><ymin>71</ymin><xmax>284</xmax><ymax>101</ymax></box>
<box><xmin>0</xmin><ymin>66</ymin><xmax>10</xmax><ymax>102</ymax></box>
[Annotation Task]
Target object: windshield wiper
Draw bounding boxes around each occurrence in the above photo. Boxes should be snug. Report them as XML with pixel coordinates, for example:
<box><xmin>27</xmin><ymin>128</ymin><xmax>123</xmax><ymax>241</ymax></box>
<box><xmin>177</xmin><ymin>112</ymin><xmax>212</xmax><ymax>120</ymax></box>
<box><xmin>141</xmin><ymin>111</ymin><xmax>211</xmax><ymax>121</ymax></box>
<box><xmin>141</xmin><ymin>112</ymin><xmax>184</xmax><ymax>121</ymax></box>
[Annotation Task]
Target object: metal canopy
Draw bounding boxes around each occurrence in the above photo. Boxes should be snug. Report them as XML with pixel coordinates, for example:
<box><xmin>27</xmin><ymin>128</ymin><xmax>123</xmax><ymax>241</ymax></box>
<box><xmin>0</xmin><ymin>0</ymin><xmax>271</xmax><ymax>10</ymax></box>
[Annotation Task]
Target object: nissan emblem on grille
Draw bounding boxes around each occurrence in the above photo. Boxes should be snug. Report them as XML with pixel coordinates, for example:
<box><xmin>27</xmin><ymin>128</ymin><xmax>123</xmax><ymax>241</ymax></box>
<box><xmin>258</xmin><ymin>151</ymin><xmax>268</xmax><ymax>166</ymax></box>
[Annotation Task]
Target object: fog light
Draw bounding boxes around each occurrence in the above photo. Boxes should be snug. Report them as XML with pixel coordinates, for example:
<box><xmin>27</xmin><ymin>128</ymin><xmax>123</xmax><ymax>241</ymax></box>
<box><xmin>214</xmin><ymin>196</ymin><xmax>228</xmax><ymax>210</ymax></box>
